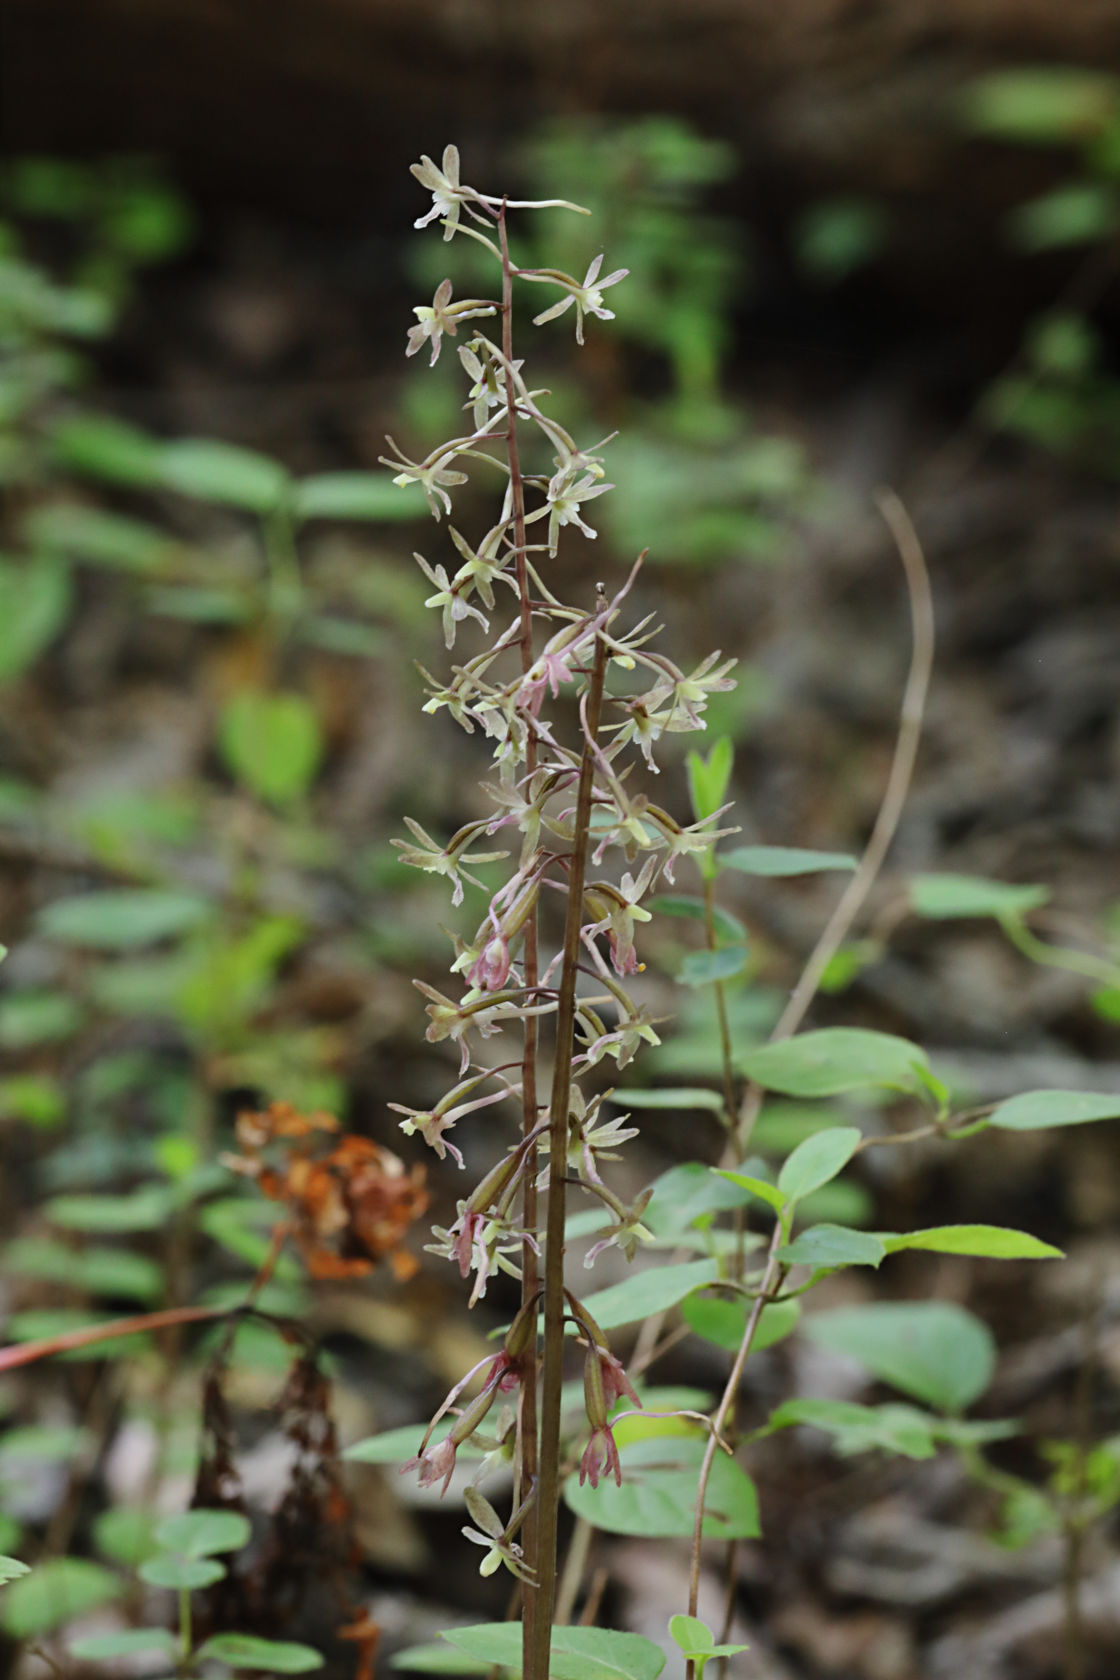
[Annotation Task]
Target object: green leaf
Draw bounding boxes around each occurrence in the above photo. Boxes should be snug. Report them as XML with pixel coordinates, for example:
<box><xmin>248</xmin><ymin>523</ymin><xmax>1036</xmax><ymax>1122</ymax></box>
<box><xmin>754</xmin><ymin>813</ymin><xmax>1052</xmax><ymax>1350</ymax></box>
<box><xmin>677</xmin><ymin>945</ymin><xmax>749</xmax><ymax>987</ymax></box>
<box><xmin>779</xmin><ymin>1224</ymin><xmax>885</xmax><ymax>1269</ymax></box>
<box><xmin>740</xmin><ymin>1028</ymin><xmax>930</xmax><ymax>1097</ymax></box>
<box><xmin>647</xmin><ymin>895</ymin><xmax>746</xmax><ymax>944</ymax></box>
<box><xmin>881</xmin><ymin>1224</ymin><xmax>1062</xmax><ymax>1260</ymax></box>
<box><xmin>158</xmin><ymin>438</ymin><xmax>289</xmax><ymax>514</ymax></box>
<box><xmin>444</xmin><ymin>1623</ymin><xmax>665</xmax><ymax>1680</ymax></box>
<box><xmin>763</xmin><ymin>1398</ymin><xmax>939</xmax><ymax>1460</ymax></box>
<box><xmin>294</xmin><ymin>471</ymin><xmax>424</xmax><ymax>522</ymax></box>
<box><xmin>642</xmin><ymin>1162</ymin><xmax>754</xmax><ymax>1240</ymax></box>
<box><xmin>300</xmin><ymin>616</ymin><xmax>387</xmax><ymax>658</ymax></box>
<box><xmin>93</xmin><ymin>1506</ymin><xmax>160</xmax><ymax>1567</ymax></box>
<box><xmin>612</xmin><ymin>1087</ymin><xmax>724</xmax><ymax>1113</ymax></box>
<box><xmin>0</xmin><ymin>1558</ymin><xmax>120</xmax><ymax>1637</ymax></box>
<box><xmin>0</xmin><ymin>1557</ymin><xmax>29</xmax><ymax>1587</ymax></box>
<box><xmin>668</xmin><ymin>1616</ymin><xmax>713</xmax><ymax>1654</ymax></box>
<box><xmin>804</xmin><ymin>1301</ymin><xmax>996</xmax><ymax>1414</ymax></box>
<box><xmin>70</xmin><ymin>1629</ymin><xmax>178</xmax><ymax>1661</ymax></box>
<box><xmin>795</xmin><ymin>197</ymin><xmax>888</xmax><ymax>282</ymax></box>
<box><xmin>139</xmin><ymin>1554</ymin><xmax>225</xmax><ymax>1590</ymax></box>
<box><xmin>719</xmin><ymin>845</ymin><xmax>856</xmax><ymax>877</ymax></box>
<box><xmin>0</xmin><ymin>555</ymin><xmax>71</xmax><ymax>683</ymax></box>
<box><xmin>392</xmin><ymin>1643</ymin><xmax>491</xmax><ymax>1674</ymax></box>
<box><xmin>197</xmin><ymin>1634</ymin><xmax>324</xmax><ymax>1672</ymax></box>
<box><xmin>908</xmin><ymin>873</ymin><xmax>1050</xmax><ymax>920</ymax></box>
<box><xmin>987</xmin><ymin>1090</ymin><xmax>1120</xmax><ymax>1132</ymax></box>
<box><xmin>686</xmin><ymin>736</ymin><xmax>733</xmax><ymax>823</ymax></box>
<box><xmin>777</xmin><ymin>1126</ymin><xmax>862</xmax><ymax>1203</ymax></box>
<box><xmin>958</xmin><ymin>68</ymin><xmax>1120</xmax><ymax>144</ymax></box>
<box><xmin>37</xmin><ymin>887</ymin><xmax>214</xmax><ymax>949</ymax></box>
<box><xmin>4</xmin><ymin>1238</ymin><xmax>163</xmax><ymax>1302</ymax></box>
<box><xmin>579</xmin><ymin>1259</ymin><xmax>719</xmax><ymax>1330</ymax></box>
<box><xmin>344</xmin><ymin>1416</ymin><xmax>484</xmax><ymax>1465</ymax></box>
<box><xmin>146</xmin><ymin>583</ymin><xmax>253</xmax><ymax>623</ymax></box>
<box><xmin>0</xmin><ymin>1425</ymin><xmax>89</xmax><ymax>1468</ymax></box>
<box><xmin>218</xmin><ymin>690</ymin><xmax>323</xmax><ymax>808</ymax></box>
<box><xmin>715</xmin><ymin>1168</ymin><xmax>787</xmax><ymax>1217</ymax></box>
<box><xmin>46</xmin><ymin>1187</ymin><xmax>173</xmax><ymax>1233</ymax></box>
<box><xmin>0</xmin><ymin>1073</ymin><xmax>65</xmax><ymax>1127</ymax></box>
<box><xmin>0</xmin><ymin>989</ymin><xmax>82</xmax><ymax>1050</ymax></box>
<box><xmin>23</xmin><ymin>504</ymin><xmax>176</xmax><ymax>573</ymax></box>
<box><xmin>49</xmin><ymin>414</ymin><xmax>164</xmax><ymax>487</ymax></box>
<box><xmin>1010</xmin><ymin>183</ymin><xmax>1120</xmax><ymax>251</ymax></box>
<box><xmin>153</xmin><ymin>1508</ymin><xmax>249</xmax><ymax>1557</ymax></box>
<box><xmin>682</xmin><ymin>1294</ymin><xmax>800</xmax><ymax>1355</ymax></box>
<box><xmin>564</xmin><ymin>1435</ymin><xmax>759</xmax><ymax>1542</ymax></box>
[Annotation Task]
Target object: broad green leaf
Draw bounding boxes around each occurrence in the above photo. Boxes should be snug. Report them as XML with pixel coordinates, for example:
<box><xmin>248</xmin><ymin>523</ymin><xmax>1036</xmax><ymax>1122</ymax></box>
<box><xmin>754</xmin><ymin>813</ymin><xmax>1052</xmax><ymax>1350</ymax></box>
<box><xmin>987</xmin><ymin>1090</ymin><xmax>1120</xmax><ymax>1132</ymax></box>
<box><xmin>642</xmin><ymin>1162</ymin><xmax>753</xmax><ymax>1240</ymax></box>
<box><xmin>295</xmin><ymin>471</ymin><xmax>424</xmax><ymax>522</ymax></box>
<box><xmin>777</xmin><ymin>1126</ymin><xmax>862</xmax><ymax>1202</ymax></box>
<box><xmin>647</xmin><ymin>895</ymin><xmax>746</xmax><ymax>944</ymax></box>
<box><xmin>740</xmin><ymin>1028</ymin><xmax>930</xmax><ymax>1097</ymax></box>
<box><xmin>958</xmin><ymin>68</ymin><xmax>1120</xmax><ymax>144</ymax></box>
<box><xmin>796</xmin><ymin>196</ymin><xmax>888</xmax><ymax>282</ymax></box>
<box><xmin>300</xmin><ymin>616</ymin><xmax>387</xmax><ymax>658</ymax></box>
<box><xmin>763</xmin><ymin>1398</ymin><xmax>939</xmax><ymax>1460</ymax></box>
<box><xmin>158</xmin><ymin>438</ymin><xmax>289</xmax><ymax>513</ymax></box>
<box><xmin>218</xmin><ymin>690</ymin><xmax>323</xmax><ymax>808</ymax></box>
<box><xmin>686</xmin><ymin>736</ymin><xmax>733</xmax><ymax>823</ymax></box>
<box><xmin>908</xmin><ymin>873</ymin><xmax>1049</xmax><ymax>920</ymax></box>
<box><xmin>3</xmin><ymin>1309</ymin><xmax>152</xmax><ymax>1360</ymax></box>
<box><xmin>4</xmin><ymin>1237</ymin><xmax>163</xmax><ymax>1302</ymax></box>
<box><xmin>0</xmin><ymin>1558</ymin><xmax>120</xmax><ymax>1637</ymax></box>
<box><xmin>139</xmin><ymin>1554</ymin><xmax>225</xmax><ymax>1590</ymax></box>
<box><xmin>668</xmin><ymin>1616</ymin><xmax>712</xmax><ymax>1654</ymax></box>
<box><xmin>0</xmin><ymin>989</ymin><xmax>82</xmax><ymax>1050</ymax></box>
<box><xmin>0</xmin><ymin>555</ymin><xmax>71</xmax><ymax>683</ymax></box>
<box><xmin>0</xmin><ymin>1073</ymin><xmax>65</xmax><ymax>1127</ymax></box>
<box><xmin>715</xmin><ymin>1169</ymin><xmax>787</xmax><ymax>1217</ymax></box>
<box><xmin>344</xmin><ymin>1416</ymin><xmax>483</xmax><ymax>1465</ymax></box>
<box><xmin>198</xmin><ymin>1634</ymin><xmax>324</xmax><ymax>1672</ymax></box>
<box><xmin>392</xmin><ymin>1643</ymin><xmax>491</xmax><ymax>1674</ymax></box>
<box><xmin>0</xmin><ymin>1557</ymin><xmax>29</xmax><ymax>1587</ymax></box>
<box><xmin>719</xmin><ymin>845</ymin><xmax>855</xmax><ymax>877</ymax></box>
<box><xmin>677</xmin><ymin>945</ymin><xmax>749</xmax><ymax>987</ymax></box>
<box><xmin>1009</xmin><ymin>183</ymin><xmax>1120</xmax><ymax>252</ymax></box>
<box><xmin>444</xmin><ymin>1623</ymin><xmax>665</xmax><ymax>1680</ymax></box>
<box><xmin>579</xmin><ymin>1259</ymin><xmax>719</xmax><ymax>1330</ymax></box>
<box><xmin>668</xmin><ymin>1615</ymin><xmax>750</xmax><ymax>1668</ymax></box>
<box><xmin>24</xmin><ymin>504</ymin><xmax>176</xmax><ymax>573</ymax></box>
<box><xmin>564</xmin><ymin>1435</ymin><xmax>759</xmax><ymax>1541</ymax></box>
<box><xmin>146</xmin><ymin>583</ymin><xmax>252</xmax><ymax>623</ymax></box>
<box><xmin>46</xmin><ymin>1186</ymin><xmax>173</xmax><ymax>1233</ymax></box>
<box><xmin>612</xmin><ymin>1087</ymin><xmax>724</xmax><ymax>1113</ymax></box>
<box><xmin>779</xmin><ymin>1224</ymin><xmax>885</xmax><ymax>1269</ymax></box>
<box><xmin>50</xmin><ymin>414</ymin><xmax>163</xmax><ymax>487</ymax></box>
<box><xmin>93</xmin><ymin>1506</ymin><xmax>159</xmax><ymax>1567</ymax></box>
<box><xmin>682</xmin><ymin>1294</ymin><xmax>800</xmax><ymax>1355</ymax></box>
<box><xmin>37</xmin><ymin>887</ymin><xmax>213</xmax><ymax>949</ymax></box>
<box><xmin>70</xmin><ymin>1629</ymin><xmax>178</xmax><ymax>1661</ymax></box>
<box><xmin>153</xmin><ymin>1508</ymin><xmax>249</xmax><ymax>1558</ymax></box>
<box><xmin>0</xmin><ymin>1425</ymin><xmax>89</xmax><ymax>1467</ymax></box>
<box><xmin>804</xmin><ymin>1301</ymin><xmax>996</xmax><ymax>1414</ymax></box>
<box><xmin>881</xmin><ymin>1224</ymin><xmax>1062</xmax><ymax>1261</ymax></box>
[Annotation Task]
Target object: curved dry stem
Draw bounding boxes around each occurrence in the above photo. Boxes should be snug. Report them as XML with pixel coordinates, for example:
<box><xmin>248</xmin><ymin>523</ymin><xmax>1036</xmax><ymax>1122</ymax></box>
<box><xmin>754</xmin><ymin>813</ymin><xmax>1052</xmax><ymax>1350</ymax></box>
<box><xmin>734</xmin><ymin>487</ymin><xmax>934</xmax><ymax>1148</ymax></box>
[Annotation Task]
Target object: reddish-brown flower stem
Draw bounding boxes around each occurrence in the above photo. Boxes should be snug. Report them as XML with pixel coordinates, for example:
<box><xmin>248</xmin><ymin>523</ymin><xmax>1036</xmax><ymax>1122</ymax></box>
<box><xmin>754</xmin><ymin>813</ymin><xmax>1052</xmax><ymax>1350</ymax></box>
<box><xmin>530</xmin><ymin>600</ymin><xmax>610</xmax><ymax>1680</ymax></box>
<box><xmin>499</xmin><ymin>201</ymin><xmax>543</xmax><ymax>1668</ymax></box>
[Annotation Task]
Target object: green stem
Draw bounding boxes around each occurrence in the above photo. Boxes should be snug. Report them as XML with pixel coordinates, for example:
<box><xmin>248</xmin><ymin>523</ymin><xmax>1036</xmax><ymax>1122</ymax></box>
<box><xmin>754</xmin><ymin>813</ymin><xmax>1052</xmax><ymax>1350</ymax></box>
<box><xmin>1000</xmin><ymin>915</ymin><xmax>1120</xmax><ymax>991</ymax></box>
<box><xmin>530</xmin><ymin>608</ymin><xmax>609</xmax><ymax>1680</ymax></box>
